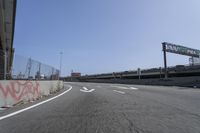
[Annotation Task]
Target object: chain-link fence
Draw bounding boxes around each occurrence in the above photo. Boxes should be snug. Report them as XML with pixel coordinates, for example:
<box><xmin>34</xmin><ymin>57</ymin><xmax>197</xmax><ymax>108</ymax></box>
<box><xmin>0</xmin><ymin>51</ymin><xmax>59</xmax><ymax>80</ymax></box>
<box><xmin>12</xmin><ymin>54</ymin><xmax>59</xmax><ymax>80</ymax></box>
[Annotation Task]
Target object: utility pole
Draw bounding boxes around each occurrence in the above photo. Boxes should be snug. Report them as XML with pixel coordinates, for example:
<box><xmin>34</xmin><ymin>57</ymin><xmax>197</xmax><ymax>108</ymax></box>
<box><xmin>162</xmin><ymin>43</ymin><xmax>168</xmax><ymax>79</ymax></box>
<box><xmin>59</xmin><ymin>52</ymin><xmax>63</xmax><ymax>79</ymax></box>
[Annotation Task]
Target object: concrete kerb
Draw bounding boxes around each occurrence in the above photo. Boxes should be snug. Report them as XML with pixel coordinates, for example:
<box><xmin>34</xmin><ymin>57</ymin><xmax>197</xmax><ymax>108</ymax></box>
<box><xmin>0</xmin><ymin>80</ymin><xmax>64</xmax><ymax>108</ymax></box>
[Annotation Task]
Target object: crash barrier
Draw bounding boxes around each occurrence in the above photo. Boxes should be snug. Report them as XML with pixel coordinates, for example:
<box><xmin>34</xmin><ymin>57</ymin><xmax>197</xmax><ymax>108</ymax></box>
<box><xmin>83</xmin><ymin>76</ymin><xmax>200</xmax><ymax>88</ymax></box>
<box><xmin>0</xmin><ymin>80</ymin><xmax>64</xmax><ymax>107</ymax></box>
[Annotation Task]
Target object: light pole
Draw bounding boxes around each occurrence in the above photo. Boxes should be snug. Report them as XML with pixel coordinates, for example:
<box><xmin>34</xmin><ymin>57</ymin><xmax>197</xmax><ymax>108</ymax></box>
<box><xmin>59</xmin><ymin>52</ymin><xmax>63</xmax><ymax>79</ymax></box>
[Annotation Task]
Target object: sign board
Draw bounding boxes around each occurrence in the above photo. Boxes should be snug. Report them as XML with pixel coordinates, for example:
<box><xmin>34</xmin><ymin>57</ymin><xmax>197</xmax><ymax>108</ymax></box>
<box><xmin>71</xmin><ymin>72</ymin><xmax>81</xmax><ymax>77</ymax></box>
<box><xmin>162</xmin><ymin>42</ymin><xmax>200</xmax><ymax>57</ymax></box>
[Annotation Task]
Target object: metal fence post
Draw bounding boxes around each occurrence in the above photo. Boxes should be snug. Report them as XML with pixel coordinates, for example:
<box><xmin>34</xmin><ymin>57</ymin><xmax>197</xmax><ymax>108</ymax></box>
<box><xmin>27</xmin><ymin>58</ymin><xmax>32</xmax><ymax>79</ymax></box>
<box><xmin>59</xmin><ymin>52</ymin><xmax>63</xmax><ymax>79</ymax></box>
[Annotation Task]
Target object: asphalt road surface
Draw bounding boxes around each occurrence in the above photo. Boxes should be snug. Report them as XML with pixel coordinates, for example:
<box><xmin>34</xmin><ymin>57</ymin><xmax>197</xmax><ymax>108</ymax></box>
<box><xmin>0</xmin><ymin>82</ymin><xmax>200</xmax><ymax>133</ymax></box>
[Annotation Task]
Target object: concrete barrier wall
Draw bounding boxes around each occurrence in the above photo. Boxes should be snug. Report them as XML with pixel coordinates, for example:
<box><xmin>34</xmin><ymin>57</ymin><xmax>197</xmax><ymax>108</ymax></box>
<box><xmin>84</xmin><ymin>76</ymin><xmax>200</xmax><ymax>88</ymax></box>
<box><xmin>0</xmin><ymin>80</ymin><xmax>64</xmax><ymax>107</ymax></box>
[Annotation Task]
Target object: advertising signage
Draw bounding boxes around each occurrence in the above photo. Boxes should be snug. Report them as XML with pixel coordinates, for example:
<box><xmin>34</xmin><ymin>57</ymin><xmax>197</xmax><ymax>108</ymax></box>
<box><xmin>162</xmin><ymin>42</ymin><xmax>200</xmax><ymax>57</ymax></box>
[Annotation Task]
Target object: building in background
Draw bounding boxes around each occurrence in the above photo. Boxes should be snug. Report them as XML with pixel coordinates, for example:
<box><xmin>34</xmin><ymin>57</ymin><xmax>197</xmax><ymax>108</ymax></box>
<box><xmin>0</xmin><ymin>0</ymin><xmax>17</xmax><ymax>79</ymax></box>
<box><xmin>71</xmin><ymin>72</ymin><xmax>81</xmax><ymax>77</ymax></box>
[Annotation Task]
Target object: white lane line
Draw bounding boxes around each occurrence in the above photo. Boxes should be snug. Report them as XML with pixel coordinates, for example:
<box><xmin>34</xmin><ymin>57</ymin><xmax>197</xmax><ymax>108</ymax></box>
<box><xmin>113</xmin><ymin>90</ymin><xmax>125</xmax><ymax>94</ymax></box>
<box><xmin>80</xmin><ymin>87</ymin><xmax>95</xmax><ymax>92</ymax></box>
<box><xmin>111</xmin><ymin>86</ymin><xmax>128</xmax><ymax>89</ymax></box>
<box><xmin>80</xmin><ymin>89</ymin><xmax>95</xmax><ymax>93</ymax></box>
<box><xmin>111</xmin><ymin>86</ymin><xmax>139</xmax><ymax>90</ymax></box>
<box><xmin>0</xmin><ymin>86</ymin><xmax>72</xmax><ymax>121</ymax></box>
<box><xmin>130</xmin><ymin>87</ymin><xmax>139</xmax><ymax>90</ymax></box>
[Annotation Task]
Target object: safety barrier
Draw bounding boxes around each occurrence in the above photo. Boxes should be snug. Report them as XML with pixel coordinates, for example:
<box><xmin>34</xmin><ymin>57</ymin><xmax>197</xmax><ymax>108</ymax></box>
<box><xmin>84</xmin><ymin>76</ymin><xmax>200</xmax><ymax>88</ymax></box>
<box><xmin>0</xmin><ymin>80</ymin><xmax>63</xmax><ymax>107</ymax></box>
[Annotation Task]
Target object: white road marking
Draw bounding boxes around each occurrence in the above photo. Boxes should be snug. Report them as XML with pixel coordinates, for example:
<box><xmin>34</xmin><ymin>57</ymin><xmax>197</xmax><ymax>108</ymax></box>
<box><xmin>80</xmin><ymin>87</ymin><xmax>95</xmax><ymax>92</ymax></box>
<box><xmin>113</xmin><ymin>90</ymin><xmax>125</xmax><ymax>94</ymax></box>
<box><xmin>80</xmin><ymin>89</ymin><xmax>95</xmax><ymax>93</ymax></box>
<box><xmin>111</xmin><ymin>86</ymin><xmax>139</xmax><ymax>90</ymax></box>
<box><xmin>130</xmin><ymin>87</ymin><xmax>139</xmax><ymax>90</ymax></box>
<box><xmin>82</xmin><ymin>87</ymin><xmax>89</xmax><ymax>91</ymax></box>
<box><xmin>0</xmin><ymin>85</ymin><xmax>72</xmax><ymax>121</ymax></box>
<box><xmin>111</xmin><ymin>86</ymin><xmax>128</xmax><ymax>89</ymax></box>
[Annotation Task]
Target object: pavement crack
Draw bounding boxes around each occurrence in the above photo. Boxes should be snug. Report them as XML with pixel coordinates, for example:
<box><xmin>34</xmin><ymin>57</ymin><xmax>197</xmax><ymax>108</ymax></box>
<box><xmin>122</xmin><ymin>113</ymin><xmax>145</xmax><ymax>133</ymax></box>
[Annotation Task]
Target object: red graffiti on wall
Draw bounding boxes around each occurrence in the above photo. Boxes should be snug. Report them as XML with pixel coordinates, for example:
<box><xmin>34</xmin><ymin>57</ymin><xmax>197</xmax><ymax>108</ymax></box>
<box><xmin>0</xmin><ymin>81</ymin><xmax>40</xmax><ymax>102</ymax></box>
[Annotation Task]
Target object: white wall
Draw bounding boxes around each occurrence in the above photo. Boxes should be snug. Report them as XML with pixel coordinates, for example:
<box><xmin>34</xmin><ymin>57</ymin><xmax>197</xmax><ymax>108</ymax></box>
<box><xmin>0</xmin><ymin>80</ymin><xmax>64</xmax><ymax>107</ymax></box>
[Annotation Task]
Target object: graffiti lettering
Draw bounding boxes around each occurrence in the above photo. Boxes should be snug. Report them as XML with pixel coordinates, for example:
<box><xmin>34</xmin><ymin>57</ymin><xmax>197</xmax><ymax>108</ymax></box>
<box><xmin>0</xmin><ymin>81</ymin><xmax>40</xmax><ymax>102</ymax></box>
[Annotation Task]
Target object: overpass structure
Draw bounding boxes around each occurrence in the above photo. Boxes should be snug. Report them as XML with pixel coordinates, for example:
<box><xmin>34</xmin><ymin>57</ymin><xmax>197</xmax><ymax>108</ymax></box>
<box><xmin>63</xmin><ymin>64</ymin><xmax>200</xmax><ymax>88</ymax></box>
<box><xmin>65</xmin><ymin>43</ymin><xmax>200</xmax><ymax>82</ymax></box>
<box><xmin>76</xmin><ymin>64</ymin><xmax>200</xmax><ymax>80</ymax></box>
<box><xmin>0</xmin><ymin>0</ymin><xmax>17</xmax><ymax>79</ymax></box>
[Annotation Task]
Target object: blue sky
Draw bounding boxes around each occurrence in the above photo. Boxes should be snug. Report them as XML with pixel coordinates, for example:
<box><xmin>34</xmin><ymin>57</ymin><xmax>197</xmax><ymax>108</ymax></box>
<box><xmin>14</xmin><ymin>0</ymin><xmax>200</xmax><ymax>76</ymax></box>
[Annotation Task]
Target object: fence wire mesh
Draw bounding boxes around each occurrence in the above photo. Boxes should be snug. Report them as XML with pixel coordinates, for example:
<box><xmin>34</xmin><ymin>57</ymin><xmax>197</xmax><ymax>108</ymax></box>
<box><xmin>0</xmin><ymin>51</ymin><xmax>59</xmax><ymax>80</ymax></box>
<box><xmin>12</xmin><ymin>54</ymin><xmax>59</xmax><ymax>80</ymax></box>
